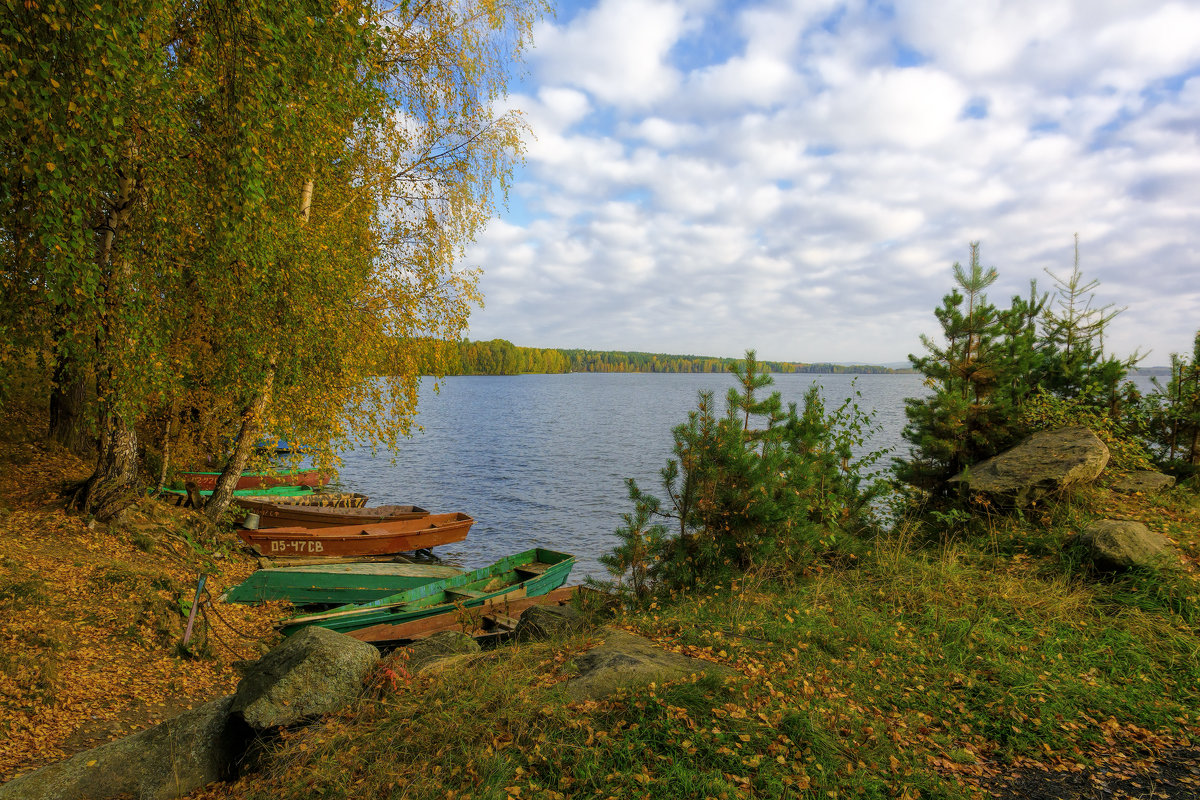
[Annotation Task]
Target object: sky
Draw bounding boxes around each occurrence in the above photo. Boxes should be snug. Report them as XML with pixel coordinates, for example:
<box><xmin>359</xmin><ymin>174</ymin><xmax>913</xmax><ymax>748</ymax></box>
<box><xmin>460</xmin><ymin>0</ymin><xmax>1200</xmax><ymax>365</ymax></box>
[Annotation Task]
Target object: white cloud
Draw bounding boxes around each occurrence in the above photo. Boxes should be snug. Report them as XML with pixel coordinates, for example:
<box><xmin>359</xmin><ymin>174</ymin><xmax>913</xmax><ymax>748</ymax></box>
<box><xmin>473</xmin><ymin>0</ymin><xmax>1200</xmax><ymax>362</ymax></box>
<box><xmin>532</xmin><ymin>0</ymin><xmax>689</xmax><ymax>108</ymax></box>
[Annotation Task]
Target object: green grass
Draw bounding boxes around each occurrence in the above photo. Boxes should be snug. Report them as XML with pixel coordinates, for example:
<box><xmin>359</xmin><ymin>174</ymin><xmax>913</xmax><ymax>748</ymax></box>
<box><xmin>217</xmin><ymin>485</ymin><xmax>1200</xmax><ymax>800</ymax></box>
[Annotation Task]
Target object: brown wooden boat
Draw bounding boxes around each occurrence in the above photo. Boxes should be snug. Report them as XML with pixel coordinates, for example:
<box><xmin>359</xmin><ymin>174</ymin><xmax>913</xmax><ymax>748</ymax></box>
<box><xmin>344</xmin><ymin>586</ymin><xmax>578</xmax><ymax>644</ymax></box>
<box><xmin>179</xmin><ymin>468</ymin><xmax>327</xmax><ymax>491</ymax></box>
<box><xmin>236</xmin><ymin>501</ymin><xmax>428</xmax><ymax>529</ymax></box>
<box><xmin>236</xmin><ymin>512</ymin><xmax>474</xmax><ymax>559</ymax></box>
<box><xmin>250</xmin><ymin>492</ymin><xmax>368</xmax><ymax>509</ymax></box>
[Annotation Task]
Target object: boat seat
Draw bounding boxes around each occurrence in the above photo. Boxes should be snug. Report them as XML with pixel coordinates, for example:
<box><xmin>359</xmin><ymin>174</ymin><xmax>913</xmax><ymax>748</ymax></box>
<box><xmin>443</xmin><ymin>588</ymin><xmax>486</xmax><ymax>600</ymax></box>
<box><xmin>514</xmin><ymin>562</ymin><xmax>550</xmax><ymax>576</ymax></box>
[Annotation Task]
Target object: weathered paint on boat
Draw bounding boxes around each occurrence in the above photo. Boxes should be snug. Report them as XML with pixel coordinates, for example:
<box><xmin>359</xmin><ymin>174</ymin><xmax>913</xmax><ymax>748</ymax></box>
<box><xmin>345</xmin><ymin>585</ymin><xmax>578</xmax><ymax>644</ymax></box>
<box><xmin>278</xmin><ymin>549</ymin><xmax>575</xmax><ymax>636</ymax></box>
<box><xmin>224</xmin><ymin>562</ymin><xmax>463</xmax><ymax>605</ymax></box>
<box><xmin>236</xmin><ymin>512</ymin><xmax>474</xmax><ymax>559</ymax></box>
<box><xmin>235</xmin><ymin>502</ymin><xmax>428</xmax><ymax>529</ymax></box>
<box><xmin>179</xmin><ymin>468</ymin><xmax>327</xmax><ymax>491</ymax></box>
<box><xmin>160</xmin><ymin>486</ymin><xmax>366</xmax><ymax>508</ymax></box>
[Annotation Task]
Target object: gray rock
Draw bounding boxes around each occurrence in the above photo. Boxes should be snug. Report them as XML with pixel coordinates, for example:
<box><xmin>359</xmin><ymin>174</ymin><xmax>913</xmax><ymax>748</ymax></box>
<box><xmin>396</xmin><ymin>631</ymin><xmax>480</xmax><ymax>673</ymax></box>
<box><xmin>1071</xmin><ymin>519</ymin><xmax>1180</xmax><ymax>571</ymax></box>
<box><xmin>1110</xmin><ymin>471</ymin><xmax>1176</xmax><ymax>494</ymax></box>
<box><xmin>0</xmin><ymin>695</ymin><xmax>248</xmax><ymax>800</ymax></box>
<box><xmin>515</xmin><ymin>604</ymin><xmax>590</xmax><ymax>642</ymax></box>
<box><xmin>231</xmin><ymin>626</ymin><xmax>379</xmax><ymax>730</ymax></box>
<box><xmin>564</xmin><ymin>629</ymin><xmax>733</xmax><ymax>702</ymax></box>
<box><xmin>948</xmin><ymin>427</ymin><xmax>1110</xmax><ymax>507</ymax></box>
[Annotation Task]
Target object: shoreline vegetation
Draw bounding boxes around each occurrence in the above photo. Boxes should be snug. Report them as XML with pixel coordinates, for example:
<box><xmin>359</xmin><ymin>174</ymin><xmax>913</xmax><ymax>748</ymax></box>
<box><xmin>439</xmin><ymin>338</ymin><xmax>907</xmax><ymax>375</ymax></box>
<box><xmin>3</xmin><ymin>0</ymin><xmax>1199</xmax><ymax>792</ymax></box>
<box><xmin>5</xmin><ymin>407</ymin><xmax>1198</xmax><ymax>799</ymax></box>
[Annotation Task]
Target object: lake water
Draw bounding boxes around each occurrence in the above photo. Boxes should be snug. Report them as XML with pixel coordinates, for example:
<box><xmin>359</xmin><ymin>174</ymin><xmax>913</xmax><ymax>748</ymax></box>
<box><xmin>338</xmin><ymin>372</ymin><xmax>1157</xmax><ymax>581</ymax></box>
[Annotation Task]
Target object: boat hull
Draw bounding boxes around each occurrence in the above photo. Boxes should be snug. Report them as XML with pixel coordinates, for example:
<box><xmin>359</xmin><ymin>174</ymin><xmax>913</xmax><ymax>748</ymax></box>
<box><xmin>279</xmin><ymin>549</ymin><xmax>575</xmax><ymax>636</ymax></box>
<box><xmin>237</xmin><ymin>513</ymin><xmax>474</xmax><ymax>559</ymax></box>
<box><xmin>161</xmin><ymin>486</ymin><xmax>365</xmax><ymax>509</ymax></box>
<box><xmin>225</xmin><ymin>562</ymin><xmax>463</xmax><ymax>605</ymax></box>
<box><xmin>180</xmin><ymin>469</ymin><xmax>327</xmax><ymax>491</ymax></box>
<box><xmin>236</xmin><ymin>502</ymin><xmax>428</xmax><ymax>529</ymax></box>
<box><xmin>345</xmin><ymin>586</ymin><xmax>578</xmax><ymax>643</ymax></box>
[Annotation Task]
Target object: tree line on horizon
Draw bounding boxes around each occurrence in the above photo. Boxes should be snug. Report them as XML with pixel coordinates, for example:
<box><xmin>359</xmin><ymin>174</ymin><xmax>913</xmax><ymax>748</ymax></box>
<box><xmin>442</xmin><ymin>339</ymin><xmax>902</xmax><ymax>376</ymax></box>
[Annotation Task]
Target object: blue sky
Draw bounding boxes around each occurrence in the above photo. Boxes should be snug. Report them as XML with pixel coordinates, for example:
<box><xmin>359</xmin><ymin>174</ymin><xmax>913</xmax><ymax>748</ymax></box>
<box><xmin>461</xmin><ymin>0</ymin><xmax>1200</xmax><ymax>364</ymax></box>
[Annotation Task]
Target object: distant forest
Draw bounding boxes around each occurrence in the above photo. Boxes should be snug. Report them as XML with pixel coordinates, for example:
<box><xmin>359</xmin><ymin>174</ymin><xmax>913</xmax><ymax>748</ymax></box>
<box><xmin>442</xmin><ymin>339</ymin><xmax>901</xmax><ymax>375</ymax></box>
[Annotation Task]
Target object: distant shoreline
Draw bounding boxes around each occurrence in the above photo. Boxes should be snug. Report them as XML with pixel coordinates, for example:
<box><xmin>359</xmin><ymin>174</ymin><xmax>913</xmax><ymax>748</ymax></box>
<box><xmin>442</xmin><ymin>339</ymin><xmax>908</xmax><ymax>376</ymax></box>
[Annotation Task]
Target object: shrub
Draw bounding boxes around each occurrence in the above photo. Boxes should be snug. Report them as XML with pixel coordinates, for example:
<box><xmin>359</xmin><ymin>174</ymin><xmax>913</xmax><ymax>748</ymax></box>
<box><xmin>599</xmin><ymin>351</ymin><xmax>882</xmax><ymax>598</ymax></box>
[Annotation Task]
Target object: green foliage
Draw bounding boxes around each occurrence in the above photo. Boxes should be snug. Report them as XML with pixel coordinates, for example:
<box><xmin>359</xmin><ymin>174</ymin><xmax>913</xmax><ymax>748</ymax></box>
<box><xmin>1019</xmin><ymin>388</ymin><xmax>1153</xmax><ymax>471</ymax></box>
<box><xmin>596</xmin><ymin>479</ymin><xmax>667</xmax><ymax>603</ymax></box>
<box><xmin>602</xmin><ymin>350</ymin><xmax>883</xmax><ymax>596</ymax></box>
<box><xmin>1032</xmin><ymin>235</ymin><xmax>1138</xmax><ymax>409</ymax></box>
<box><xmin>897</xmin><ymin>238</ymin><xmax>1143</xmax><ymax>498</ymax></box>
<box><xmin>896</xmin><ymin>244</ymin><xmax>1019</xmax><ymax>491</ymax></box>
<box><xmin>1145</xmin><ymin>330</ymin><xmax>1200</xmax><ymax>468</ymax></box>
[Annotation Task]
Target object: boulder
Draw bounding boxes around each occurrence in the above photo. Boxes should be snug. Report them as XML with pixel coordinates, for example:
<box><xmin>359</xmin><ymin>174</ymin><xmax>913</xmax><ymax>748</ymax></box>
<box><xmin>1071</xmin><ymin>520</ymin><xmax>1180</xmax><ymax>572</ymax></box>
<box><xmin>564</xmin><ymin>629</ymin><xmax>733</xmax><ymax>702</ymax></box>
<box><xmin>1110</xmin><ymin>471</ymin><xmax>1176</xmax><ymax>494</ymax></box>
<box><xmin>0</xmin><ymin>695</ymin><xmax>249</xmax><ymax>800</ymax></box>
<box><xmin>396</xmin><ymin>631</ymin><xmax>481</xmax><ymax>673</ymax></box>
<box><xmin>515</xmin><ymin>604</ymin><xmax>590</xmax><ymax>642</ymax></box>
<box><xmin>948</xmin><ymin>427</ymin><xmax>1109</xmax><ymax>507</ymax></box>
<box><xmin>231</xmin><ymin>626</ymin><xmax>379</xmax><ymax>730</ymax></box>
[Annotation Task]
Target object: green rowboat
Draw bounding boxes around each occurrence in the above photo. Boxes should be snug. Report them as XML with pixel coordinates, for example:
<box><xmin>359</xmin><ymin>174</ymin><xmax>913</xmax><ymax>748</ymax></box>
<box><xmin>162</xmin><ymin>484</ymin><xmax>319</xmax><ymax>500</ymax></box>
<box><xmin>278</xmin><ymin>548</ymin><xmax>575</xmax><ymax>636</ymax></box>
<box><xmin>224</xmin><ymin>562</ymin><xmax>464</xmax><ymax>606</ymax></box>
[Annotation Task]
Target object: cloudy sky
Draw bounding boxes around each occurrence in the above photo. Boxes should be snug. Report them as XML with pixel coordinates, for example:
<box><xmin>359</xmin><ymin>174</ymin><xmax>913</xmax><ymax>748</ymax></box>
<box><xmin>461</xmin><ymin>0</ymin><xmax>1200</xmax><ymax>365</ymax></box>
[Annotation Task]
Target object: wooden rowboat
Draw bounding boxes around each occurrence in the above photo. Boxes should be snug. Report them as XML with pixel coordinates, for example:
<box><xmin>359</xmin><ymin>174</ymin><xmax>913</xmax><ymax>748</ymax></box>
<box><xmin>244</xmin><ymin>491</ymin><xmax>368</xmax><ymax>509</ymax></box>
<box><xmin>235</xmin><ymin>501</ymin><xmax>428</xmax><ymax>529</ymax></box>
<box><xmin>179</xmin><ymin>468</ymin><xmax>327</xmax><ymax>491</ymax></box>
<box><xmin>279</xmin><ymin>548</ymin><xmax>575</xmax><ymax>636</ymax></box>
<box><xmin>236</xmin><ymin>512</ymin><xmax>474</xmax><ymax>559</ymax></box>
<box><xmin>345</xmin><ymin>585</ymin><xmax>578</xmax><ymax>644</ymax></box>
<box><xmin>160</xmin><ymin>486</ymin><xmax>366</xmax><ymax>509</ymax></box>
<box><xmin>224</xmin><ymin>562</ymin><xmax>464</xmax><ymax>605</ymax></box>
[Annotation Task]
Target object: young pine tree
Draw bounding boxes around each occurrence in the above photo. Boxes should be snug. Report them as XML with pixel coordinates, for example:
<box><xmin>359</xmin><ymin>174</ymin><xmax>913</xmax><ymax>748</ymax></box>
<box><xmin>606</xmin><ymin>351</ymin><xmax>878</xmax><ymax>594</ymax></box>
<box><xmin>1033</xmin><ymin>235</ymin><xmax>1137</xmax><ymax>410</ymax></box>
<box><xmin>897</xmin><ymin>244</ymin><xmax>1023</xmax><ymax>491</ymax></box>
<box><xmin>1150</xmin><ymin>331</ymin><xmax>1200</xmax><ymax>467</ymax></box>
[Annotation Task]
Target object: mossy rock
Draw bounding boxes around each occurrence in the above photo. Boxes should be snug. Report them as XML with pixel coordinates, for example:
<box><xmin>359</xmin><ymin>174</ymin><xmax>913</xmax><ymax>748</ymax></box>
<box><xmin>564</xmin><ymin>629</ymin><xmax>733</xmax><ymax>702</ymax></box>
<box><xmin>1070</xmin><ymin>520</ymin><xmax>1180</xmax><ymax>572</ymax></box>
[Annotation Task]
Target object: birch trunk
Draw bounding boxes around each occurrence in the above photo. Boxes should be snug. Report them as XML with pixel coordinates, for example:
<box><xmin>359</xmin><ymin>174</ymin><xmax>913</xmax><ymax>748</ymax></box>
<box><xmin>203</xmin><ymin>176</ymin><xmax>312</xmax><ymax>520</ymax></box>
<box><xmin>204</xmin><ymin>367</ymin><xmax>275</xmax><ymax>521</ymax></box>
<box><xmin>155</xmin><ymin>396</ymin><xmax>181</xmax><ymax>493</ymax></box>
<box><xmin>81</xmin><ymin>156</ymin><xmax>140</xmax><ymax>520</ymax></box>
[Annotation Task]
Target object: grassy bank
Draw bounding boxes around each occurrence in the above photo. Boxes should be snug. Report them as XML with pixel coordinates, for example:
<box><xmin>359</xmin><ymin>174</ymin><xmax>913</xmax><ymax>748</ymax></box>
<box><xmin>195</xmin><ymin>481</ymin><xmax>1200</xmax><ymax>800</ymax></box>
<box><xmin>0</xmin><ymin>412</ymin><xmax>284</xmax><ymax>780</ymax></box>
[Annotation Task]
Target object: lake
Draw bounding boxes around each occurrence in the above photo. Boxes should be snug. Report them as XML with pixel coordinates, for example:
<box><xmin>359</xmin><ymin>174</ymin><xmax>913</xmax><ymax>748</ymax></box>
<box><xmin>337</xmin><ymin>372</ymin><xmax>1157</xmax><ymax>581</ymax></box>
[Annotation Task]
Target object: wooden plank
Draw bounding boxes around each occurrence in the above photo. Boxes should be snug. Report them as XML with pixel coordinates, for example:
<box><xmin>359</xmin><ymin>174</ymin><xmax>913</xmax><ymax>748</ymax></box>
<box><xmin>483</xmin><ymin>612</ymin><xmax>520</xmax><ymax>631</ymax></box>
<box><xmin>443</xmin><ymin>588</ymin><xmax>486</xmax><ymax>599</ymax></box>
<box><xmin>345</xmin><ymin>586</ymin><xmax>577</xmax><ymax>643</ymax></box>
<box><xmin>258</xmin><ymin>554</ymin><xmax>406</xmax><ymax>569</ymax></box>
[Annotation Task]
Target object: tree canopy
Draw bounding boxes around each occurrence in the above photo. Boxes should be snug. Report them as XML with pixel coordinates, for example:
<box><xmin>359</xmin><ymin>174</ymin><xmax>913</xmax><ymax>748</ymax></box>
<box><xmin>1</xmin><ymin>0</ymin><xmax>545</xmax><ymax>518</ymax></box>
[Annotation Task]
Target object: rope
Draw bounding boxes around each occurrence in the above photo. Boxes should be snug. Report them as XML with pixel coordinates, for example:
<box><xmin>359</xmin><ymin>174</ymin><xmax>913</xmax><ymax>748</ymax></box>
<box><xmin>202</xmin><ymin>588</ymin><xmax>272</xmax><ymax>642</ymax></box>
